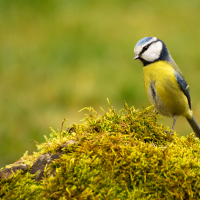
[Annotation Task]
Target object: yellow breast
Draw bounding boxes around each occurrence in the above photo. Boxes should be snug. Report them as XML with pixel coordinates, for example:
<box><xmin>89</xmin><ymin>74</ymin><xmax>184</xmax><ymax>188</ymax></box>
<box><xmin>143</xmin><ymin>61</ymin><xmax>191</xmax><ymax>118</ymax></box>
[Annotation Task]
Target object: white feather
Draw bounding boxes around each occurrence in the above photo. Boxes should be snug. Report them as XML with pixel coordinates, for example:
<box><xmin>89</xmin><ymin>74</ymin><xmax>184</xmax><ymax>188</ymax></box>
<box><xmin>134</xmin><ymin>37</ymin><xmax>157</xmax><ymax>56</ymax></box>
<box><xmin>141</xmin><ymin>41</ymin><xmax>163</xmax><ymax>62</ymax></box>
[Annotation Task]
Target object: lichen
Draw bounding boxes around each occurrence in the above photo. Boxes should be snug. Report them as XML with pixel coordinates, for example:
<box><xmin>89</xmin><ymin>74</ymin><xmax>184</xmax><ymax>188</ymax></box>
<box><xmin>1</xmin><ymin>101</ymin><xmax>200</xmax><ymax>199</ymax></box>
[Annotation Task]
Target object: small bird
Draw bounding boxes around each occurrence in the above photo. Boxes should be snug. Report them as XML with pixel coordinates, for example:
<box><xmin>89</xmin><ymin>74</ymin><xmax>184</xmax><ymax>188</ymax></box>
<box><xmin>134</xmin><ymin>37</ymin><xmax>200</xmax><ymax>138</ymax></box>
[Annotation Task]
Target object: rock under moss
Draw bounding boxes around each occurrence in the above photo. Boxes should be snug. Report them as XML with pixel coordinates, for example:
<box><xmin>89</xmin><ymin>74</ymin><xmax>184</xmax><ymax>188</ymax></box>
<box><xmin>1</xmin><ymin>102</ymin><xmax>200</xmax><ymax>199</ymax></box>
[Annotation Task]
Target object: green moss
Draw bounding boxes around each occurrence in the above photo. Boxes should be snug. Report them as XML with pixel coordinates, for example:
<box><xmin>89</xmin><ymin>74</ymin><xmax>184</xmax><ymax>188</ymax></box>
<box><xmin>1</xmin><ymin>102</ymin><xmax>200</xmax><ymax>199</ymax></box>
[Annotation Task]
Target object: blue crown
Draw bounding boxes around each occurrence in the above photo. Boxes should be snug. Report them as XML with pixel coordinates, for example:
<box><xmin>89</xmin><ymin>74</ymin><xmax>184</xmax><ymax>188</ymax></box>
<box><xmin>135</xmin><ymin>37</ymin><xmax>153</xmax><ymax>47</ymax></box>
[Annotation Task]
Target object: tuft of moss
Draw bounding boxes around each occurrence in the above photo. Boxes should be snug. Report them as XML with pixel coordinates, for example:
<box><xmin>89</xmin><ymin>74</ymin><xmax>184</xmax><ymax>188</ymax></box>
<box><xmin>1</xmin><ymin>101</ymin><xmax>200</xmax><ymax>199</ymax></box>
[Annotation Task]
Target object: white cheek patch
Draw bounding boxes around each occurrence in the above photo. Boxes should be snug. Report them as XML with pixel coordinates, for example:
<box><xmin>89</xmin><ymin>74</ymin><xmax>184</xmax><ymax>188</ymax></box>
<box><xmin>141</xmin><ymin>41</ymin><xmax>163</xmax><ymax>62</ymax></box>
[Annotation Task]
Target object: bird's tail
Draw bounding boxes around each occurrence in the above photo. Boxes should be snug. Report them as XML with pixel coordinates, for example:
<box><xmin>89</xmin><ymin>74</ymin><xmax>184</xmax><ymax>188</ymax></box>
<box><xmin>186</xmin><ymin>116</ymin><xmax>200</xmax><ymax>139</ymax></box>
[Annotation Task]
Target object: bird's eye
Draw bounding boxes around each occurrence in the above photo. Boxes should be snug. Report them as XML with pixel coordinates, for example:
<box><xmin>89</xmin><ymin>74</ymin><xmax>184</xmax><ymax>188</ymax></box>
<box><xmin>143</xmin><ymin>45</ymin><xmax>149</xmax><ymax>51</ymax></box>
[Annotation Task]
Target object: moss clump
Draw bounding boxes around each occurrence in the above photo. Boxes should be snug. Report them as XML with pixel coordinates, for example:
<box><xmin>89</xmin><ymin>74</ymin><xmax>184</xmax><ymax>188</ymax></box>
<box><xmin>1</xmin><ymin>102</ymin><xmax>200</xmax><ymax>199</ymax></box>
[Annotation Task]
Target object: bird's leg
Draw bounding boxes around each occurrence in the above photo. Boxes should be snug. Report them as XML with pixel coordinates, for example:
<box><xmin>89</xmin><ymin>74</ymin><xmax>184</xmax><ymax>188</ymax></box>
<box><xmin>172</xmin><ymin>115</ymin><xmax>178</xmax><ymax>130</ymax></box>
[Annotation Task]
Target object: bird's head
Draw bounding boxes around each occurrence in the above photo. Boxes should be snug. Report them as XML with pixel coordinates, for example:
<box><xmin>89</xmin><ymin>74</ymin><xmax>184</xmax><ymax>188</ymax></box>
<box><xmin>134</xmin><ymin>37</ymin><xmax>170</xmax><ymax>66</ymax></box>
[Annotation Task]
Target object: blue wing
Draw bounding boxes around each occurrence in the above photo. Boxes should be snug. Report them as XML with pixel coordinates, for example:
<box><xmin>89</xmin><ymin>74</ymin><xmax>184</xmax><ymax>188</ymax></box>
<box><xmin>175</xmin><ymin>72</ymin><xmax>191</xmax><ymax>109</ymax></box>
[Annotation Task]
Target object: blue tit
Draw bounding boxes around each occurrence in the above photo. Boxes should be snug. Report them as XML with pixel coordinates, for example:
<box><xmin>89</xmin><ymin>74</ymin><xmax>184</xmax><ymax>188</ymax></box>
<box><xmin>133</xmin><ymin>37</ymin><xmax>200</xmax><ymax>138</ymax></box>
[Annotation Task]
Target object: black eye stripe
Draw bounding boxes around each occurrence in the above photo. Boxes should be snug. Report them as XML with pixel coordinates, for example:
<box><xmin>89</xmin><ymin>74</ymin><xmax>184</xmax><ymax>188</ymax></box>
<box><xmin>143</xmin><ymin>44</ymin><xmax>150</xmax><ymax>50</ymax></box>
<box><xmin>143</xmin><ymin>43</ymin><xmax>152</xmax><ymax>51</ymax></box>
<box><xmin>140</xmin><ymin>43</ymin><xmax>152</xmax><ymax>54</ymax></box>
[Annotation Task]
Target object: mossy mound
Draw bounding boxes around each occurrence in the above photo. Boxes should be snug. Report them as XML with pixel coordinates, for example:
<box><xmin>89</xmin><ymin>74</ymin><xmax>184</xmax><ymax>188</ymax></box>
<box><xmin>1</xmin><ymin>102</ymin><xmax>200</xmax><ymax>199</ymax></box>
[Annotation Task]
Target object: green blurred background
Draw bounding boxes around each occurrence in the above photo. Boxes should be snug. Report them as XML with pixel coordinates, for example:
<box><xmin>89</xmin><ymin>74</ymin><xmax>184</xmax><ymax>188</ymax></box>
<box><xmin>1</xmin><ymin>0</ymin><xmax>200</xmax><ymax>168</ymax></box>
